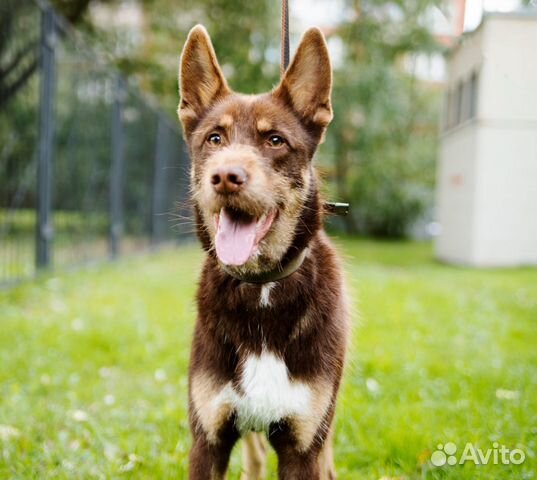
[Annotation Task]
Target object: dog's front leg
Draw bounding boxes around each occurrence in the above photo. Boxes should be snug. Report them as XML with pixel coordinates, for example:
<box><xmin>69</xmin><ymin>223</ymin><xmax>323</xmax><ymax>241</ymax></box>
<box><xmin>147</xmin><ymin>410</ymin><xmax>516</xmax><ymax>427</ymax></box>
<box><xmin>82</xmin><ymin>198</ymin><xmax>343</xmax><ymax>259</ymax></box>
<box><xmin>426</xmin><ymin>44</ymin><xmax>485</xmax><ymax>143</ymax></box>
<box><xmin>268</xmin><ymin>421</ymin><xmax>331</xmax><ymax>480</ymax></box>
<box><xmin>189</xmin><ymin>422</ymin><xmax>238</xmax><ymax>480</ymax></box>
<box><xmin>188</xmin><ymin>364</ymin><xmax>240</xmax><ymax>479</ymax></box>
<box><xmin>278</xmin><ymin>452</ymin><xmax>321</xmax><ymax>480</ymax></box>
<box><xmin>274</xmin><ymin>448</ymin><xmax>321</xmax><ymax>480</ymax></box>
<box><xmin>317</xmin><ymin>428</ymin><xmax>337</xmax><ymax>480</ymax></box>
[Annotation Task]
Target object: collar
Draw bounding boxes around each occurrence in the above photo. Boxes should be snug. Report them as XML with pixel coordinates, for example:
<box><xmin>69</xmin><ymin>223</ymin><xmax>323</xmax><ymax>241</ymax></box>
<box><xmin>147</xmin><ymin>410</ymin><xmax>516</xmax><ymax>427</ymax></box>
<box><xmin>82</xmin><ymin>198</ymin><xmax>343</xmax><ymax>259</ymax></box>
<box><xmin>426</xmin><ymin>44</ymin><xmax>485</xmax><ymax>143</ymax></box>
<box><xmin>220</xmin><ymin>248</ymin><xmax>308</xmax><ymax>284</ymax></box>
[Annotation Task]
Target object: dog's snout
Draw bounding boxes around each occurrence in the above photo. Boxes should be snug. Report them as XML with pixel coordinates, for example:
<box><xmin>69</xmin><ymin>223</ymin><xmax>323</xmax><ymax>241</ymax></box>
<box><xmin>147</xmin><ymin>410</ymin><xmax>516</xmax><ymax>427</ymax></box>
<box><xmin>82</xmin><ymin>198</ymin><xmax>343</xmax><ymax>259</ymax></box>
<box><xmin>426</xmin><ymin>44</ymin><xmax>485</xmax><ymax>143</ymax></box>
<box><xmin>211</xmin><ymin>166</ymin><xmax>247</xmax><ymax>194</ymax></box>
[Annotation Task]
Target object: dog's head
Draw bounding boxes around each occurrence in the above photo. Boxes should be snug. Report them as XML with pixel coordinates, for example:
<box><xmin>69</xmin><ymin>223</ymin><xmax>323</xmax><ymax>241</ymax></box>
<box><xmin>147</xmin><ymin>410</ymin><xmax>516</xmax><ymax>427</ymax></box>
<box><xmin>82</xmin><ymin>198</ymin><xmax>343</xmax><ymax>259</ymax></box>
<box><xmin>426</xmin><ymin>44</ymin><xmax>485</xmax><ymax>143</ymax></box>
<box><xmin>178</xmin><ymin>25</ymin><xmax>332</xmax><ymax>275</ymax></box>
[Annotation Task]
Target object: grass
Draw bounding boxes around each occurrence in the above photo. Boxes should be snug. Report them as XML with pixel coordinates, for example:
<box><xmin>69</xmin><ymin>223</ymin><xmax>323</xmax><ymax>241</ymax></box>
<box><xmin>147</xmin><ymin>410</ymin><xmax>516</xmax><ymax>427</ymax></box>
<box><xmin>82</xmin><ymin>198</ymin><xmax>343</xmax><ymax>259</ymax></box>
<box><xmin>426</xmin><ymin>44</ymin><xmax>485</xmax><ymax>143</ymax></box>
<box><xmin>0</xmin><ymin>238</ymin><xmax>536</xmax><ymax>479</ymax></box>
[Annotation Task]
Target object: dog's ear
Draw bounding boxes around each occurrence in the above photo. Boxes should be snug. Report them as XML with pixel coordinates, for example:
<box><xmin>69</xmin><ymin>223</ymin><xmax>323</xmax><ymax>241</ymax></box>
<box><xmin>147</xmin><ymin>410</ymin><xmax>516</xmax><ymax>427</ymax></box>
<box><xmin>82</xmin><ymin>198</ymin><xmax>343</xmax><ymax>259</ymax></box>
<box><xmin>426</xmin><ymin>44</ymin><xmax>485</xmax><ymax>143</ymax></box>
<box><xmin>178</xmin><ymin>25</ymin><xmax>230</xmax><ymax>135</ymax></box>
<box><xmin>273</xmin><ymin>27</ymin><xmax>333</xmax><ymax>131</ymax></box>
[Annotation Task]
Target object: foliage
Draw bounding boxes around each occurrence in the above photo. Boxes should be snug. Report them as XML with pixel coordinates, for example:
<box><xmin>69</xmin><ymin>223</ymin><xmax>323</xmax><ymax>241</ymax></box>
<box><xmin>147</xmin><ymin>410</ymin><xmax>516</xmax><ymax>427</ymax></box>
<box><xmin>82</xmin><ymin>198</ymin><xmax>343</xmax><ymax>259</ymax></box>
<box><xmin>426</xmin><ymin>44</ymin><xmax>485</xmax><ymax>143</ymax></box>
<box><xmin>0</xmin><ymin>0</ymin><xmax>39</xmax><ymax>111</ymax></box>
<box><xmin>1</xmin><ymin>240</ymin><xmax>536</xmax><ymax>478</ymax></box>
<box><xmin>86</xmin><ymin>0</ymin><xmax>281</xmax><ymax>116</ymax></box>
<box><xmin>0</xmin><ymin>0</ymin><xmax>40</xmax><ymax>210</ymax></box>
<box><xmin>87</xmin><ymin>0</ymin><xmax>443</xmax><ymax>237</ymax></box>
<box><xmin>324</xmin><ymin>0</ymin><xmax>443</xmax><ymax>236</ymax></box>
<box><xmin>1</xmin><ymin>0</ymin><xmax>445</xmax><ymax>237</ymax></box>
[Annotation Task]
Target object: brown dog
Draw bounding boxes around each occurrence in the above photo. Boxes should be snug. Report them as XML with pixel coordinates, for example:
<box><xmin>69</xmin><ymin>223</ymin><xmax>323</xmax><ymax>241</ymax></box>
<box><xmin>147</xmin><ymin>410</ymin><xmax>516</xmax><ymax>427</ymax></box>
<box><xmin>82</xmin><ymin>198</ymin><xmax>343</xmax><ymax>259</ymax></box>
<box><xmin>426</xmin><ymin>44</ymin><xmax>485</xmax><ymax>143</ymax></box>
<box><xmin>178</xmin><ymin>24</ymin><xmax>349</xmax><ymax>480</ymax></box>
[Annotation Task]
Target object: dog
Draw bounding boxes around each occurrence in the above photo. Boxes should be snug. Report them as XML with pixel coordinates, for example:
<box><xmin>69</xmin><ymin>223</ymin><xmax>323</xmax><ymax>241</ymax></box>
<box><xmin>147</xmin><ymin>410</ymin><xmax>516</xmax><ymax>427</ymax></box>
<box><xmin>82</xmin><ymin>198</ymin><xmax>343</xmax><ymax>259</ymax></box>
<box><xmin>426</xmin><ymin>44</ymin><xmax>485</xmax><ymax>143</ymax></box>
<box><xmin>177</xmin><ymin>24</ymin><xmax>349</xmax><ymax>480</ymax></box>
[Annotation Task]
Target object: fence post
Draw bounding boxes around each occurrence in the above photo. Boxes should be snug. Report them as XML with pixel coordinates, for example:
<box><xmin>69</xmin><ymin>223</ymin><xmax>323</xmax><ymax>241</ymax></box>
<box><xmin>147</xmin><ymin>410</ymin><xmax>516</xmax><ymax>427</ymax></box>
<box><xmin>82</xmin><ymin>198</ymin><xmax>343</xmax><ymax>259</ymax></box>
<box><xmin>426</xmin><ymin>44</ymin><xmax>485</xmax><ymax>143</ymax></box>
<box><xmin>36</xmin><ymin>6</ymin><xmax>57</xmax><ymax>270</ymax></box>
<box><xmin>151</xmin><ymin>115</ymin><xmax>169</xmax><ymax>245</ymax></box>
<box><xmin>109</xmin><ymin>75</ymin><xmax>125</xmax><ymax>258</ymax></box>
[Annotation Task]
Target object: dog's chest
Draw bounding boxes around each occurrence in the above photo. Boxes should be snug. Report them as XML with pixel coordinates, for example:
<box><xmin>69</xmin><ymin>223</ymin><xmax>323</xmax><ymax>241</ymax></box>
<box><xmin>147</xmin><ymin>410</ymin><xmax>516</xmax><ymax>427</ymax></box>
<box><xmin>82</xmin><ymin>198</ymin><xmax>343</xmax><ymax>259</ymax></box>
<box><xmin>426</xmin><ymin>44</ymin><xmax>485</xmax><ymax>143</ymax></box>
<box><xmin>216</xmin><ymin>351</ymin><xmax>311</xmax><ymax>432</ymax></box>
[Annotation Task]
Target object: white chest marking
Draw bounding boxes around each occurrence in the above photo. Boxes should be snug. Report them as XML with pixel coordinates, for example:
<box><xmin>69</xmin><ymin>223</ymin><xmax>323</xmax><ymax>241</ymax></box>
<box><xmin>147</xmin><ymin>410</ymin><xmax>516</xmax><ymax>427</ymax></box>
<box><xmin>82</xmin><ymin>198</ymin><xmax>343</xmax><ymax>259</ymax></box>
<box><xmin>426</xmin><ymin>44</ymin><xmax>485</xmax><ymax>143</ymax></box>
<box><xmin>214</xmin><ymin>351</ymin><xmax>311</xmax><ymax>432</ymax></box>
<box><xmin>259</xmin><ymin>282</ymin><xmax>276</xmax><ymax>308</ymax></box>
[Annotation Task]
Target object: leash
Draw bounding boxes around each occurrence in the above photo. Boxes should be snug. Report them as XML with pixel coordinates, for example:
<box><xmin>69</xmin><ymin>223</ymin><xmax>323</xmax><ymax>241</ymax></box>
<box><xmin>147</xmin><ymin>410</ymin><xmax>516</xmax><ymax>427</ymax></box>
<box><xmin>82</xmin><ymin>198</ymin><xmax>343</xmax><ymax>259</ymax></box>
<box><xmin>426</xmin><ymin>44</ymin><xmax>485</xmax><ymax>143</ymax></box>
<box><xmin>280</xmin><ymin>0</ymin><xmax>349</xmax><ymax>217</ymax></box>
<box><xmin>281</xmin><ymin>0</ymin><xmax>290</xmax><ymax>75</ymax></box>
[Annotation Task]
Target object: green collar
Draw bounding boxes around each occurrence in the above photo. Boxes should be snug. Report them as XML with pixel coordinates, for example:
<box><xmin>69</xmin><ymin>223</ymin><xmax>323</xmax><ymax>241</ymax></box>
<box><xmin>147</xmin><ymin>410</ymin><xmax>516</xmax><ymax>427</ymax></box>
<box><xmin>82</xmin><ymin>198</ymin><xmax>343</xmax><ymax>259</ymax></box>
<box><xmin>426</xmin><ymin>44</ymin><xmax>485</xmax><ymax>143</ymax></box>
<box><xmin>220</xmin><ymin>249</ymin><xmax>308</xmax><ymax>284</ymax></box>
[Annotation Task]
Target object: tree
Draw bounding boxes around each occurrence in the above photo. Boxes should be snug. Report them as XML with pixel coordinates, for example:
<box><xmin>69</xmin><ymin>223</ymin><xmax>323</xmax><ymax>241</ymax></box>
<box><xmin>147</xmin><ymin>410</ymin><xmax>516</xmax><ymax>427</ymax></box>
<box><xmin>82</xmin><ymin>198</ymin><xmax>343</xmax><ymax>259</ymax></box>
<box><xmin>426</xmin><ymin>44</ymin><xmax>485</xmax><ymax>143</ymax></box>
<box><xmin>85</xmin><ymin>0</ymin><xmax>280</xmax><ymax>116</ymax></box>
<box><xmin>0</xmin><ymin>0</ymin><xmax>446</xmax><ymax>237</ymax></box>
<box><xmin>0</xmin><ymin>0</ymin><xmax>113</xmax><ymax>110</ymax></box>
<box><xmin>0</xmin><ymin>0</ymin><xmax>39</xmax><ymax>111</ymax></box>
<box><xmin>322</xmin><ymin>0</ymin><xmax>443</xmax><ymax>236</ymax></box>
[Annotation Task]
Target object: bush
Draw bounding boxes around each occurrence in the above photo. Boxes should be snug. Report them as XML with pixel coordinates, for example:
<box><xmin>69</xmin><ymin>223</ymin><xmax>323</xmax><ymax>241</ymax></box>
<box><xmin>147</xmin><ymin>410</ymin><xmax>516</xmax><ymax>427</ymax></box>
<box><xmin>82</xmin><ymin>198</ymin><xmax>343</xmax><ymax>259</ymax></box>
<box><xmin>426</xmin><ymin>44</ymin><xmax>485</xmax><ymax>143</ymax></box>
<box><xmin>351</xmin><ymin>155</ymin><xmax>430</xmax><ymax>238</ymax></box>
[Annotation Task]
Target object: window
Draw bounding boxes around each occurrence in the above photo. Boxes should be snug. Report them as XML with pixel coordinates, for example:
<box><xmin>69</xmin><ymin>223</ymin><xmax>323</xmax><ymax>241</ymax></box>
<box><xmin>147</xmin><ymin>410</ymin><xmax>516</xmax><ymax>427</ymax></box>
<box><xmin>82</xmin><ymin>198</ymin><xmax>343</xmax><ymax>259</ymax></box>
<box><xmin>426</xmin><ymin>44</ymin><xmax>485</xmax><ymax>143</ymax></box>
<box><xmin>469</xmin><ymin>71</ymin><xmax>479</xmax><ymax>119</ymax></box>
<box><xmin>444</xmin><ymin>89</ymin><xmax>452</xmax><ymax>130</ymax></box>
<box><xmin>444</xmin><ymin>69</ymin><xmax>479</xmax><ymax>131</ymax></box>
<box><xmin>455</xmin><ymin>81</ymin><xmax>464</xmax><ymax>125</ymax></box>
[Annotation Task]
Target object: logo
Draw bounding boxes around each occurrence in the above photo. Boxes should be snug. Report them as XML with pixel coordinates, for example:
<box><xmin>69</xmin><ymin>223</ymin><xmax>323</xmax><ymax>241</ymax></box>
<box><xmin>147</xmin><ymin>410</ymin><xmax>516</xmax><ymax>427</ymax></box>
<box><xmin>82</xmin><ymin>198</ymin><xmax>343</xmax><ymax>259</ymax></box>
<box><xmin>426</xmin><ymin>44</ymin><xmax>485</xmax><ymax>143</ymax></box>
<box><xmin>431</xmin><ymin>442</ymin><xmax>525</xmax><ymax>467</ymax></box>
<box><xmin>431</xmin><ymin>442</ymin><xmax>458</xmax><ymax>466</ymax></box>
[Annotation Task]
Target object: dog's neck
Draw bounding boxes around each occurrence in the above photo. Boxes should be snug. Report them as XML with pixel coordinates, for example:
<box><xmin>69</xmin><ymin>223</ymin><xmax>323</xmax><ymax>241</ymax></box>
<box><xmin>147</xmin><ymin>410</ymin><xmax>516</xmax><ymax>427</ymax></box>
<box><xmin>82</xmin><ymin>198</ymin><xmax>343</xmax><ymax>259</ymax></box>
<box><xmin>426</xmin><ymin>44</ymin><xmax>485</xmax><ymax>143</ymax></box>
<box><xmin>219</xmin><ymin>247</ymin><xmax>308</xmax><ymax>284</ymax></box>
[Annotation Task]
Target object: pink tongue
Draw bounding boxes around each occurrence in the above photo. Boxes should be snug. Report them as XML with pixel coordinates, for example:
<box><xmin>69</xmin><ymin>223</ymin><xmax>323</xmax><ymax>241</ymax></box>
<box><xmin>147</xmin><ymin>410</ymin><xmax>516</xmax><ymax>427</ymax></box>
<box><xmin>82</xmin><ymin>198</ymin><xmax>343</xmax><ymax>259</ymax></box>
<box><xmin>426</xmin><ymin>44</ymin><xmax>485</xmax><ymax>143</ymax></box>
<box><xmin>215</xmin><ymin>209</ymin><xmax>257</xmax><ymax>266</ymax></box>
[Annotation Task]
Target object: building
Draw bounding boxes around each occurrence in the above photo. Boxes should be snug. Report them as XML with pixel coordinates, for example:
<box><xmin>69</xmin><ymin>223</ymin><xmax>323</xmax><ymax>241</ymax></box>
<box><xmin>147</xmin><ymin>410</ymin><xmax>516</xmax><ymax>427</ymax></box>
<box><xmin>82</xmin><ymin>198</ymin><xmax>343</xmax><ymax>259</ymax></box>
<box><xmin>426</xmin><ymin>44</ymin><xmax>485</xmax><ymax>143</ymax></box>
<box><xmin>435</xmin><ymin>10</ymin><xmax>537</xmax><ymax>266</ymax></box>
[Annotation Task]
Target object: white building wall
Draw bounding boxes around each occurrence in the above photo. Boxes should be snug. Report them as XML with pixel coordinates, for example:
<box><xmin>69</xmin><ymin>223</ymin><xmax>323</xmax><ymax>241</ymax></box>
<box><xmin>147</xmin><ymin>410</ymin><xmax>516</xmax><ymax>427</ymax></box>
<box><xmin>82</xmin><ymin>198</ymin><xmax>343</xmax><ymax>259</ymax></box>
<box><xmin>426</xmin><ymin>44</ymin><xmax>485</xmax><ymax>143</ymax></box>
<box><xmin>435</xmin><ymin>22</ymin><xmax>484</xmax><ymax>264</ymax></box>
<box><xmin>479</xmin><ymin>16</ymin><xmax>537</xmax><ymax>122</ymax></box>
<box><xmin>435</xmin><ymin>125</ymin><xmax>479</xmax><ymax>263</ymax></box>
<box><xmin>436</xmin><ymin>13</ymin><xmax>537</xmax><ymax>266</ymax></box>
<box><xmin>473</xmin><ymin>125</ymin><xmax>537</xmax><ymax>265</ymax></box>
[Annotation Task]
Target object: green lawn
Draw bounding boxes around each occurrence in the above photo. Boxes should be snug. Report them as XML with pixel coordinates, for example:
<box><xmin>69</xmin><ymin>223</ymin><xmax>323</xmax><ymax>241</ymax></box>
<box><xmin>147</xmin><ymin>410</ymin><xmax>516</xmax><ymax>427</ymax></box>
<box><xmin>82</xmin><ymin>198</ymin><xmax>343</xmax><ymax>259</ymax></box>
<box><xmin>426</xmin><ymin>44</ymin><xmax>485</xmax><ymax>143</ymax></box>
<box><xmin>1</xmin><ymin>238</ymin><xmax>536</xmax><ymax>479</ymax></box>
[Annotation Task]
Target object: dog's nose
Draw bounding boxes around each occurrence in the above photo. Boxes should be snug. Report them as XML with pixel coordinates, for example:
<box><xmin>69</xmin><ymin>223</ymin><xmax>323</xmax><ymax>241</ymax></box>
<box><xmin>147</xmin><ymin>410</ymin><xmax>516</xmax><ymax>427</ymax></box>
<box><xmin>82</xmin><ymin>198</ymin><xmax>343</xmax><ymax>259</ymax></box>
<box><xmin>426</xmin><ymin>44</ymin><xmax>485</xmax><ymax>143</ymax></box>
<box><xmin>211</xmin><ymin>166</ymin><xmax>247</xmax><ymax>194</ymax></box>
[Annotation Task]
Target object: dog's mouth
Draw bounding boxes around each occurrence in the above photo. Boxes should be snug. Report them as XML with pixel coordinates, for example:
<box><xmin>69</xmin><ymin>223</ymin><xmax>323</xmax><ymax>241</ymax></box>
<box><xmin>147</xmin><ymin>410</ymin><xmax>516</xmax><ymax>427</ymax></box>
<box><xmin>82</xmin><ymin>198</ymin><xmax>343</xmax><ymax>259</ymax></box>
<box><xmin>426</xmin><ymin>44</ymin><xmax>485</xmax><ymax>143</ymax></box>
<box><xmin>214</xmin><ymin>207</ymin><xmax>277</xmax><ymax>266</ymax></box>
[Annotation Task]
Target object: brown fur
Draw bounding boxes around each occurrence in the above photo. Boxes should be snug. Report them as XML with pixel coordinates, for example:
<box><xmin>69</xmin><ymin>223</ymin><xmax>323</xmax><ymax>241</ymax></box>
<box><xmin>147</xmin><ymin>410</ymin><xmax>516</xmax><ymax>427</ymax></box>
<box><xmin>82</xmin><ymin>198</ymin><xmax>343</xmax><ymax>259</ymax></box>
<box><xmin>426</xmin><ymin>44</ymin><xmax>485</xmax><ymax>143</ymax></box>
<box><xmin>178</xmin><ymin>24</ymin><xmax>349</xmax><ymax>480</ymax></box>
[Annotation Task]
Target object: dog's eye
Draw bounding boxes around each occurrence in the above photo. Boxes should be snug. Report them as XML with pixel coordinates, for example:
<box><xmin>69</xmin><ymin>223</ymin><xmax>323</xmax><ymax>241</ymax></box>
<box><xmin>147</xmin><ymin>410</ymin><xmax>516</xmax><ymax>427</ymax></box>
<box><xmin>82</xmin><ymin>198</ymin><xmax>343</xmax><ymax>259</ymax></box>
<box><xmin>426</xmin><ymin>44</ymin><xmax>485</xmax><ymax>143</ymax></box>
<box><xmin>207</xmin><ymin>133</ymin><xmax>222</xmax><ymax>145</ymax></box>
<box><xmin>268</xmin><ymin>135</ymin><xmax>286</xmax><ymax>148</ymax></box>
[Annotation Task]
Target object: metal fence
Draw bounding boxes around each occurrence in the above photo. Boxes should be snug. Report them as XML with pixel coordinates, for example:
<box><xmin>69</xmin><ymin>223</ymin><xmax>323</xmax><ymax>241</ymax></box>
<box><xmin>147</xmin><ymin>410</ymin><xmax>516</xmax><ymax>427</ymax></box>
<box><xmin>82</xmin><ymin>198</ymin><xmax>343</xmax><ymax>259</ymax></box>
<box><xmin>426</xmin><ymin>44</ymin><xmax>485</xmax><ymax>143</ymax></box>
<box><xmin>0</xmin><ymin>0</ymin><xmax>190</xmax><ymax>286</ymax></box>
